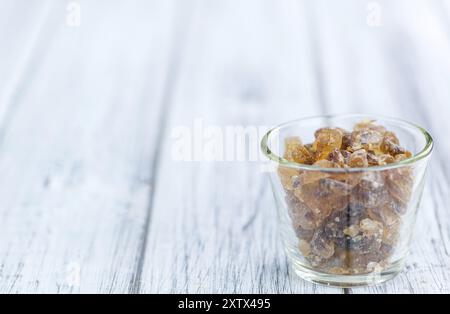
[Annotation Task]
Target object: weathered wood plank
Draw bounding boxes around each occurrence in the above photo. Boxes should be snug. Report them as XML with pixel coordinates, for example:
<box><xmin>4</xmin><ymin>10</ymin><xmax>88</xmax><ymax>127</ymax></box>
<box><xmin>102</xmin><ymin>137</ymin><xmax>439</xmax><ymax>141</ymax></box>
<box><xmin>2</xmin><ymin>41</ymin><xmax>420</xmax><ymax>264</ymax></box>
<box><xmin>354</xmin><ymin>0</ymin><xmax>450</xmax><ymax>294</ymax></box>
<box><xmin>0</xmin><ymin>0</ymin><xmax>448</xmax><ymax>294</ymax></box>
<box><xmin>305</xmin><ymin>0</ymin><xmax>450</xmax><ymax>293</ymax></box>
<box><xmin>140</xmin><ymin>0</ymin><xmax>342</xmax><ymax>294</ymax></box>
<box><xmin>0</xmin><ymin>0</ymin><xmax>178</xmax><ymax>293</ymax></box>
<box><xmin>0</xmin><ymin>0</ymin><xmax>54</xmax><ymax>130</ymax></box>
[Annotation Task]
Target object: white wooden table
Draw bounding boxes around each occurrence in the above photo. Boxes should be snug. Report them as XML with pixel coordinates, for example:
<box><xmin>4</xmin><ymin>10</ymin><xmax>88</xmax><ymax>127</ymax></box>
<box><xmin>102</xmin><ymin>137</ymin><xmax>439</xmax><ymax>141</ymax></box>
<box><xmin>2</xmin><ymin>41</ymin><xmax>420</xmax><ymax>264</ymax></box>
<box><xmin>0</xmin><ymin>0</ymin><xmax>449</xmax><ymax>294</ymax></box>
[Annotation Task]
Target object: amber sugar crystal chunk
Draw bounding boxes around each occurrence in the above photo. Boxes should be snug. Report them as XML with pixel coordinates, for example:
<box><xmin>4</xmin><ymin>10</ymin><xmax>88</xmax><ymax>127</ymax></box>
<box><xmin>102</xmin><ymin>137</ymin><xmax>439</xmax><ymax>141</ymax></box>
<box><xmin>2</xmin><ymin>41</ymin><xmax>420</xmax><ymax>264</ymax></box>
<box><xmin>283</xmin><ymin>137</ymin><xmax>314</xmax><ymax>165</ymax></box>
<box><xmin>278</xmin><ymin>120</ymin><xmax>414</xmax><ymax>275</ymax></box>
<box><xmin>313</xmin><ymin>128</ymin><xmax>343</xmax><ymax>161</ymax></box>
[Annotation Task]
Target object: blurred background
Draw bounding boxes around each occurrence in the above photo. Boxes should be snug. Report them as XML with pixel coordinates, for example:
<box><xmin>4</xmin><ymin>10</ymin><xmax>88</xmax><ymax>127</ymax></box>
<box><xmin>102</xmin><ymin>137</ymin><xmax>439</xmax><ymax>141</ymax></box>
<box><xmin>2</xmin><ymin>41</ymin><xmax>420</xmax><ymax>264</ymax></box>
<box><xmin>0</xmin><ymin>0</ymin><xmax>449</xmax><ymax>293</ymax></box>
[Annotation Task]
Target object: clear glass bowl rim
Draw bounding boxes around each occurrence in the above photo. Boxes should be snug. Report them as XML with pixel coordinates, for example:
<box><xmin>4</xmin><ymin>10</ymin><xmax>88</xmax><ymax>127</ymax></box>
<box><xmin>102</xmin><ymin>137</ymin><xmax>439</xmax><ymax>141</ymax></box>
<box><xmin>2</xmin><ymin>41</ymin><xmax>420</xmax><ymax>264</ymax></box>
<box><xmin>261</xmin><ymin>114</ymin><xmax>434</xmax><ymax>173</ymax></box>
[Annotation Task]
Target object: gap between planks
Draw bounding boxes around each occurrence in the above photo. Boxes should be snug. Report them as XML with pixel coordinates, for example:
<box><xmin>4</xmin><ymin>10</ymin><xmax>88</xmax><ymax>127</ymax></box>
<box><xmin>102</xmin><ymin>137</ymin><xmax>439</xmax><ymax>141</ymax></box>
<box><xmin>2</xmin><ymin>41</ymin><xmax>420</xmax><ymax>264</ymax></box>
<box><xmin>128</xmin><ymin>2</ymin><xmax>195</xmax><ymax>294</ymax></box>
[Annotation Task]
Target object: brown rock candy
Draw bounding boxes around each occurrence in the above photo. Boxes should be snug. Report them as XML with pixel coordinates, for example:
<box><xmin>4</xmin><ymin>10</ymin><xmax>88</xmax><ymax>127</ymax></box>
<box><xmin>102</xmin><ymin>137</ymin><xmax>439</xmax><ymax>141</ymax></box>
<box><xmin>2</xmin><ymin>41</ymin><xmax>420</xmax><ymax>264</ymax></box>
<box><xmin>298</xmin><ymin>160</ymin><xmax>336</xmax><ymax>185</ymax></box>
<box><xmin>348</xmin><ymin>149</ymin><xmax>369</xmax><ymax>168</ymax></box>
<box><xmin>283</xmin><ymin>137</ymin><xmax>314</xmax><ymax>164</ymax></box>
<box><xmin>328</xmin><ymin>148</ymin><xmax>346</xmax><ymax>167</ymax></box>
<box><xmin>313</xmin><ymin>128</ymin><xmax>343</xmax><ymax>160</ymax></box>
<box><xmin>277</xmin><ymin>166</ymin><xmax>300</xmax><ymax>191</ymax></box>
<box><xmin>277</xmin><ymin>120</ymin><xmax>415</xmax><ymax>275</ymax></box>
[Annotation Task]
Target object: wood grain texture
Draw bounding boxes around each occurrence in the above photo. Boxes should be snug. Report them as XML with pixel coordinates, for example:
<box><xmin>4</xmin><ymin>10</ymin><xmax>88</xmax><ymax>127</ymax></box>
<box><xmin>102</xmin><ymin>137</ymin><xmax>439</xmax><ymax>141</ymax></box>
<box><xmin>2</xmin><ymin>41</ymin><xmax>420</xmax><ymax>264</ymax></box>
<box><xmin>0</xmin><ymin>0</ymin><xmax>449</xmax><ymax>293</ymax></box>
<box><xmin>139</xmin><ymin>0</ymin><xmax>341</xmax><ymax>293</ymax></box>
<box><xmin>294</xmin><ymin>0</ymin><xmax>450</xmax><ymax>293</ymax></box>
<box><xmin>0</xmin><ymin>0</ymin><xmax>178</xmax><ymax>293</ymax></box>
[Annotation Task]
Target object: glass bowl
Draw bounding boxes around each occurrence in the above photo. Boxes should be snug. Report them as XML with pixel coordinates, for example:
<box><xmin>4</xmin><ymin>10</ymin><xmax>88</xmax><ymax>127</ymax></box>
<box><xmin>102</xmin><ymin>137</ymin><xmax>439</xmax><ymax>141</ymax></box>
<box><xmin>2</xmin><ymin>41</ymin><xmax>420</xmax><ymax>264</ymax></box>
<box><xmin>261</xmin><ymin>114</ymin><xmax>433</xmax><ymax>287</ymax></box>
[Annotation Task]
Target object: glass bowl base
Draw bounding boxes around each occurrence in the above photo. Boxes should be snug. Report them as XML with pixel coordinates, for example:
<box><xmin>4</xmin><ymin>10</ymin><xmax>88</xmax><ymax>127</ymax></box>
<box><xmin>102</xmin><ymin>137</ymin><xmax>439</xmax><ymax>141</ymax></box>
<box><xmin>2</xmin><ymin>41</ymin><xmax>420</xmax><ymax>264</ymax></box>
<box><xmin>291</xmin><ymin>259</ymin><xmax>405</xmax><ymax>288</ymax></box>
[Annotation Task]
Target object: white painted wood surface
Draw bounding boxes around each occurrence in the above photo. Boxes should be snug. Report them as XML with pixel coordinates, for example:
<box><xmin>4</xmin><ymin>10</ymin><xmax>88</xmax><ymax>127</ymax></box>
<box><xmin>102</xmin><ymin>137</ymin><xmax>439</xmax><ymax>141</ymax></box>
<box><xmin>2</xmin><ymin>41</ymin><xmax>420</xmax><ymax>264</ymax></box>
<box><xmin>0</xmin><ymin>0</ymin><xmax>449</xmax><ymax>293</ymax></box>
